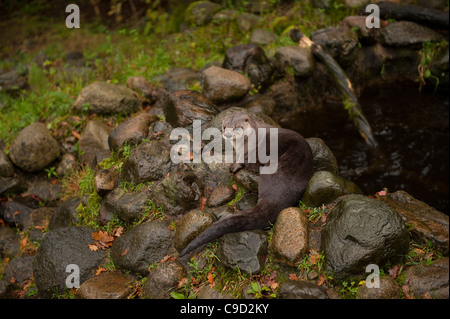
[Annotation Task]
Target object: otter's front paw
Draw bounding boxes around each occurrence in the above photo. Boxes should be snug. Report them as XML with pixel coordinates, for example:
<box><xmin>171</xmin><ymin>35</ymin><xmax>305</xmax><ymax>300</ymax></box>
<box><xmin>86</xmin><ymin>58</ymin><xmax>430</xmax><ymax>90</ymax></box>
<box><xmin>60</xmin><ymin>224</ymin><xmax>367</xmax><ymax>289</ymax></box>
<box><xmin>229</xmin><ymin>163</ymin><xmax>244</xmax><ymax>174</ymax></box>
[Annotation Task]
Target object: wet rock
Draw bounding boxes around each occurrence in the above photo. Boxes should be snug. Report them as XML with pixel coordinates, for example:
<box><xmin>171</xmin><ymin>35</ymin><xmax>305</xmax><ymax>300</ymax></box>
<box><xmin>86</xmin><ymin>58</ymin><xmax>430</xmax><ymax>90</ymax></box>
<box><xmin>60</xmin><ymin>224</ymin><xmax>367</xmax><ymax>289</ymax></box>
<box><xmin>3</xmin><ymin>255</ymin><xmax>34</xmax><ymax>284</ymax></box>
<box><xmin>357</xmin><ymin>275</ymin><xmax>403</xmax><ymax>299</ymax></box>
<box><xmin>163</xmin><ymin>68</ymin><xmax>199</xmax><ymax>93</ymax></box>
<box><xmin>8</xmin><ymin>122</ymin><xmax>60</xmax><ymax>172</ymax></box>
<box><xmin>98</xmin><ymin>188</ymin><xmax>126</xmax><ymax>226</ymax></box>
<box><xmin>207</xmin><ymin>185</ymin><xmax>235</xmax><ymax>207</ymax></box>
<box><xmin>151</xmin><ymin>171</ymin><xmax>203</xmax><ymax>217</ymax></box>
<box><xmin>0</xmin><ymin>149</ymin><xmax>14</xmax><ymax>177</ymax></box>
<box><xmin>223</xmin><ymin>43</ymin><xmax>274</xmax><ymax>90</ymax></box>
<box><xmin>377</xmin><ymin>190</ymin><xmax>449</xmax><ymax>256</ymax></box>
<box><xmin>206</xmin><ymin>205</ymin><xmax>234</xmax><ymax>221</ymax></box>
<box><xmin>126</xmin><ymin>76</ymin><xmax>159</xmax><ymax>102</ymax></box>
<box><xmin>110</xmin><ymin>220</ymin><xmax>175</xmax><ymax>276</ymax></box>
<box><xmin>0</xmin><ymin>279</ymin><xmax>16</xmax><ymax>298</ymax></box>
<box><xmin>75</xmin><ymin>271</ymin><xmax>133</xmax><ymax>299</ymax></box>
<box><xmin>342</xmin><ymin>16</ymin><xmax>372</xmax><ymax>38</ymax></box>
<box><xmin>250</xmin><ymin>28</ymin><xmax>277</xmax><ymax>45</ymax></box>
<box><xmin>306</xmin><ymin>137</ymin><xmax>339</xmax><ymax>174</ymax></box>
<box><xmin>321</xmin><ymin>194</ymin><xmax>410</xmax><ymax>279</ymax></box>
<box><xmin>197</xmin><ymin>285</ymin><xmax>233</xmax><ymax>299</ymax></box>
<box><xmin>120</xmin><ymin>140</ymin><xmax>172</xmax><ymax>184</ymax></box>
<box><xmin>48</xmin><ymin>197</ymin><xmax>82</xmax><ymax>230</ymax></box>
<box><xmin>235</xmin><ymin>193</ymin><xmax>258</xmax><ymax>211</ymax></box>
<box><xmin>164</xmin><ymin>90</ymin><xmax>218</xmax><ymax>128</ymax></box>
<box><xmin>236</xmin><ymin>12</ymin><xmax>262</xmax><ymax>33</ymax></box>
<box><xmin>380</xmin><ymin>21</ymin><xmax>443</xmax><ymax>49</ymax></box>
<box><xmin>21</xmin><ymin>207</ymin><xmax>55</xmax><ymax>231</ymax></box>
<box><xmin>108</xmin><ymin>112</ymin><xmax>159</xmax><ymax>152</ymax></box>
<box><xmin>26</xmin><ymin>179</ymin><xmax>63</xmax><ymax>203</ymax></box>
<box><xmin>311</xmin><ymin>26</ymin><xmax>359</xmax><ymax>68</ymax></box>
<box><xmin>94</xmin><ymin>168</ymin><xmax>117</xmax><ymax>197</ymax></box>
<box><xmin>185</xmin><ymin>1</ymin><xmax>222</xmax><ymax>26</ymax></box>
<box><xmin>174</xmin><ymin>209</ymin><xmax>214</xmax><ymax>252</ymax></box>
<box><xmin>141</xmin><ymin>260</ymin><xmax>186</xmax><ymax>299</ymax></box>
<box><xmin>217</xmin><ymin>230</ymin><xmax>268</xmax><ymax>275</ymax></box>
<box><xmin>302</xmin><ymin>171</ymin><xmax>363</xmax><ymax>207</ymax></box>
<box><xmin>0</xmin><ymin>69</ymin><xmax>27</xmax><ymax>92</ymax></box>
<box><xmin>202</xmin><ymin>66</ymin><xmax>251</xmax><ymax>104</ymax></box>
<box><xmin>274</xmin><ymin>46</ymin><xmax>315</xmax><ymax>77</ymax></box>
<box><xmin>56</xmin><ymin>153</ymin><xmax>77</xmax><ymax>176</ymax></box>
<box><xmin>242</xmin><ymin>93</ymin><xmax>275</xmax><ymax>116</ymax></box>
<box><xmin>0</xmin><ymin>227</ymin><xmax>21</xmax><ymax>258</ymax></box>
<box><xmin>71</xmin><ymin>81</ymin><xmax>140</xmax><ymax>115</ymax></box>
<box><xmin>212</xmin><ymin>9</ymin><xmax>238</xmax><ymax>22</ymax></box>
<box><xmin>278</xmin><ymin>281</ymin><xmax>329</xmax><ymax>299</ymax></box>
<box><xmin>0</xmin><ymin>177</ymin><xmax>25</xmax><ymax>196</ymax></box>
<box><xmin>33</xmin><ymin>226</ymin><xmax>107</xmax><ymax>297</ymax></box>
<box><xmin>78</xmin><ymin>120</ymin><xmax>112</xmax><ymax>166</ymax></box>
<box><xmin>403</xmin><ymin>257</ymin><xmax>449</xmax><ymax>299</ymax></box>
<box><xmin>0</xmin><ymin>196</ymin><xmax>40</xmax><ymax>229</ymax></box>
<box><xmin>114</xmin><ymin>189</ymin><xmax>151</xmax><ymax>222</ymax></box>
<box><xmin>271</xmin><ymin>207</ymin><xmax>309</xmax><ymax>266</ymax></box>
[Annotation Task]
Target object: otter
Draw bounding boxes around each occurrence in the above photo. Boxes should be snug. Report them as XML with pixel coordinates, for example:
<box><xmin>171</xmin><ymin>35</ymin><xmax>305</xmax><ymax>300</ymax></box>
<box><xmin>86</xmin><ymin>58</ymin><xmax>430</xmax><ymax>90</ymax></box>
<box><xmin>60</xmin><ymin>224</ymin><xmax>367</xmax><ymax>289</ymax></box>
<box><xmin>179</xmin><ymin>112</ymin><xmax>314</xmax><ymax>257</ymax></box>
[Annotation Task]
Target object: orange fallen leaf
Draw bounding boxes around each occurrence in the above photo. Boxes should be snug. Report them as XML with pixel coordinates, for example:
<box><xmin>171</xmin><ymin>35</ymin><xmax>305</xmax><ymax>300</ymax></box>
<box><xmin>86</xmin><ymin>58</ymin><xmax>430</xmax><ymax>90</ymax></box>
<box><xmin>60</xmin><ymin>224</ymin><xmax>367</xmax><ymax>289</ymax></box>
<box><xmin>95</xmin><ymin>266</ymin><xmax>107</xmax><ymax>275</ymax></box>
<box><xmin>121</xmin><ymin>247</ymin><xmax>129</xmax><ymax>256</ymax></box>
<box><xmin>231</xmin><ymin>184</ymin><xmax>237</xmax><ymax>191</ymax></box>
<box><xmin>71</xmin><ymin>130</ymin><xmax>81</xmax><ymax>139</ymax></box>
<box><xmin>13</xmin><ymin>210</ymin><xmax>20</xmax><ymax>216</ymax></box>
<box><xmin>114</xmin><ymin>226</ymin><xmax>124</xmax><ymax>237</ymax></box>
<box><xmin>309</xmin><ymin>249</ymin><xmax>320</xmax><ymax>264</ymax></box>
<box><xmin>200</xmin><ymin>197</ymin><xmax>207</xmax><ymax>210</ymax></box>
<box><xmin>88</xmin><ymin>244</ymin><xmax>99</xmax><ymax>251</ymax></box>
<box><xmin>288</xmin><ymin>273</ymin><xmax>298</xmax><ymax>281</ymax></box>
<box><xmin>317</xmin><ymin>274</ymin><xmax>326</xmax><ymax>286</ymax></box>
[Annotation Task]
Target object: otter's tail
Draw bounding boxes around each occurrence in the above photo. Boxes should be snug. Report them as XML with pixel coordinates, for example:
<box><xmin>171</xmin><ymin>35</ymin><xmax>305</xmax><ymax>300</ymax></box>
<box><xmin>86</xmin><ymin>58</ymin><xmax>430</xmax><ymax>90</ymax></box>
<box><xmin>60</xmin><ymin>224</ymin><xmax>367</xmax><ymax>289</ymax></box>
<box><xmin>179</xmin><ymin>201</ymin><xmax>278</xmax><ymax>257</ymax></box>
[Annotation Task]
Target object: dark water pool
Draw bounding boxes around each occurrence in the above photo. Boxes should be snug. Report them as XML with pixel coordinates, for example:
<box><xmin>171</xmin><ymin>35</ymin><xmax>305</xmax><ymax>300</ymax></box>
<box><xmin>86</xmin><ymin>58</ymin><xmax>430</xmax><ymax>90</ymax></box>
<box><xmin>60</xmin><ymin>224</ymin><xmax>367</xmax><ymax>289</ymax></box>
<box><xmin>281</xmin><ymin>81</ymin><xmax>449</xmax><ymax>215</ymax></box>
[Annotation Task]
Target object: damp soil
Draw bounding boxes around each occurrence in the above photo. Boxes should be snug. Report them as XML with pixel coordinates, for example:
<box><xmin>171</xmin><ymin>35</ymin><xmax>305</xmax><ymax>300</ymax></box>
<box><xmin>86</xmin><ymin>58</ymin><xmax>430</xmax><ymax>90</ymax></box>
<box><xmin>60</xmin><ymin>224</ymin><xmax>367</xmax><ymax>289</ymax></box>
<box><xmin>280</xmin><ymin>80</ymin><xmax>449</xmax><ymax>215</ymax></box>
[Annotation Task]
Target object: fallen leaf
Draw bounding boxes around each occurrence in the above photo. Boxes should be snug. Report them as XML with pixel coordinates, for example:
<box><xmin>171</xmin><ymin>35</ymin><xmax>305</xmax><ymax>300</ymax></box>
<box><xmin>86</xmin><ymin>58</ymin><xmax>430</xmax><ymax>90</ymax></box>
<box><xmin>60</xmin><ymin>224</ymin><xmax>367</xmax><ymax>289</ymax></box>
<box><xmin>388</xmin><ymin>265</ymin><xmax>401</xmax><ymax>279</ymax></box>
<box><xmin>231</xmin><ymin>184</ymin><xmax>237</xmax><ymax>191</ymax></box>
<box><xmin>376</xmin><ymin>190</ymin><xmax>387</xmax><ymax>196</ymax></box>
<box><xmin>317</xmin><ymin>274</ymin><xmax>326</xmax><ymax>286</ymax></box>
<box><xmin>207</xmin><ymin>272</ymin><xmax>215</xmax><ymax>287</ymax></box>
<box><xmin>121</xmin><ymin>247</ymin><xmax>129</xmax><ymax>256</ymax></box>
<box><xmin>71</xmin><ymin>130</ymin><xmax>81</xmax><ymax>139</ymax></box>
<box><xmin>91</xmin><ymin>230</ymin><xmax>115</xmax><ymax>249</ymax></box>
<box><xmin>13</xmin><ymin>210</ymin><xmax>20</xmax><ymax>216</ymax></box>
<box><xmin>288</xmin><ymin>273</ymin><xmax>298</xmax><ymax>281</ymax></box>
<box><xmin>200</xmin><ymin>197</ymin><xmax>207</xmax><ymax>210</ymax></box>
<box><xmin>88</xmin><ymin>244</ymin><xmax>99</xmax><ymax>251</ymax></box>
<box><xmin>160</xmin><ymin>255</ymin><xmax>172</xmax><ymax>263</ymax></box>
<box><xmin>114</xmin><ymin>226</ymin><xmax>124</xmax><ymax>237</ymax></box>
<box><xmin>178</xmin><ymin>277</ymin><xmax>188</xmax><ymax>288</ymax></box>
<box><xmin>402</xmin><ymin>285</ymin><xmax>413</xmax><ymax>299</ymax></box>
<box><xmin>309</xmin><ymin>249</ymin><xmax>320</xmax><ymax>264</ymax></box>
<box><xmin>20</xmin><ymin>237</ymin><xmax>27</xmax><ymax>250</ymax></box>
<box><xmin>95</xmin><ymin>266</ymin><xmax>107</xmax><ymax>275</ymax></box>
<box><xmin>270</xmin><ymin>282</ymin><xmax>279</xmax><ymax>290</ymax></box>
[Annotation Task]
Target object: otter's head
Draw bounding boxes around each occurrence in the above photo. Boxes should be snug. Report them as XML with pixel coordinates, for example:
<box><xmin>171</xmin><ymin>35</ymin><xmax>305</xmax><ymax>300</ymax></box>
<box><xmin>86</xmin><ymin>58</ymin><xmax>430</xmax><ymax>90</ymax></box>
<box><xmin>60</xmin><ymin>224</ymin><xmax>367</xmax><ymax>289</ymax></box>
<box><xmin>222</xmin><ymin>112</ymin><xmax>253</xmax><ymax>142</ymax></box>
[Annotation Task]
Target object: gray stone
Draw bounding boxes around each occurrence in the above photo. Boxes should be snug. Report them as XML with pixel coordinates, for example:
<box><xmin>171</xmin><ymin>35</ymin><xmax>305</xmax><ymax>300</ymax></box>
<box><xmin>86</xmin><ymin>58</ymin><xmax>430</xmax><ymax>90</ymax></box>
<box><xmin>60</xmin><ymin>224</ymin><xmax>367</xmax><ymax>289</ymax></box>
<box><xmin>202</xmin><ymin>66</ymin><xmax>251</xmax><ymax>104</ymax></box>
<box><xmin>197</xmin><ymin>285</ymin><xmax>233</xmax><ymax>299</ymax></box>
<box><xmin>48</xmin><ymin>197</ymin><xmax>82</xmax><ymax>230</ymax></box>
<box><xmin>33</xmin><ymin>226</ymin><xmax>107</xmax><ymax>297</ymax></box>
<box><xmin>78</xmin><ymin>120</ymin><xmax>112</xmax><ymax>165</ymax></box>
<box><xmin>236</xmin><ymin>12</ymin><xmax>262</xmax><ymax>33</ymax></box>
<box><xmin>120</xmin><ymin>140</ymin><xmax>172</xmax><ymax>184</ymax></box>
<box><xmin>275</xmin><ymin>46</ymin><xmax>315</xmax><ymax>77</ymax></box>
<box><xmin>302</xmin><ymin>170</ymin><xmax>363</xmax><ymax>207</ymax></box>
<box><xmin>56</xmin><ymin>153</ymin><xmax>77</xmax><ymax>176</ymax></box>
<box><xmin>218</xmin><ymin>230</ymin><xmax>268</xmax><ymax>275</ymax></box>
<box><xmin>321</xmin><ymin>195</ymin><xmax>410</xmax><ymax>279</ymax></box>
<box><xmin>0</xmin><ymin>226</ymin><xmax>21</xmax><ymax>258</ymax></box>
<box><xmin>71</xmin><ymin>81</ymin><xmax>140</xmax><ymax>115</ymax></box>
<box><xmin>271</xmin><ymin>207</ymin><xmax>309</xmax><ymax>266</ymax></box>
<box><xmin>3</xmin><ymin>255</ymin><xmax>34</xmax><ymax>284</ymax></box>
<box><xmin>0</xmin><ymin>196</ymin><xmax>39</xmax><ymax>229</ymax></box>
<box><xmin>110</xmin><ymin>220</ymin><xmax>175</xmax><ymax>276</ymax></box>
<box><xmin>250</xmin><ymin>28</ymin><xmax>277</xmax><ymax>45</ymax></box>
<box><xmin>9</xmin><ymin>122</ymin><xmax>60</xmax><ymax>172</ymax></box>
<box><xmin>0</xmin><ymin>69</ymin><xmax>27</xmax><ymax>92</ymax></box>
<box><xmin>185</xmin><ymin>1</ymin><xmax>222</xmax><ymax>26</ymax></box>
<box><xmin>114</xmin><ymin>189</ymin><xmax>151</xmax><ymax>222</ymax></box>
<box><xmin>380</xmin><ymin>21</ymin><xmax>443</xmax><ymax>48</ymax></box>
<box><xmin>94</xmin><ymin>168</ymin><xmax>117</xmax><ymax>197</ymax></box>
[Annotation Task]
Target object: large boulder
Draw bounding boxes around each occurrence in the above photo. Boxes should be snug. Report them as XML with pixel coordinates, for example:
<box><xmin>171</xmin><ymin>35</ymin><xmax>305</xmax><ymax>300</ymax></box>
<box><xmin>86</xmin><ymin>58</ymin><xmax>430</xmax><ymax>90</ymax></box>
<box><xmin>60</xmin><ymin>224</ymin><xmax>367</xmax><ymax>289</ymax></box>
<box><xmin>9</xmin><ymin>122</ymin><xmax>60</xmax><ymax>172</ymax></box>
<box><xmin>185</xmin><ymin>1</ymin><xmax>222</xmax><ymax>26</ymax></box>
<box><xmin>380</xmin><ymin>21</ymin><xmax>443</xmax><ymax>49</ymax></box>
<box><xmin>141</xmin><ymin>260</ymin><xmax>187</xmax><ymax>299</ymax></box>
<box><xmin>202</xmin><ymin>66</ymin><xmax>251</xmax><ymax>104</ymax></box>
<box><xmin>110</xmin><ymin>220</ymin><xmax>175</xmax><ymax>276</ymax></box>
<box><xmin>274</xmin><ymin>46</ymin><xmax>315</xmax><ymax>77</ymax></box>
<box><xmin>174</xmin><ymin>209</ymin><xmax>214</xmax><ymax>252</ymax></box>
<box><xmin>33</xmin><ymin>226</ymin><xmax>107</xmax><ymax>297</ymax></box>
<box><xmin>377</xmin><ymin>190</ymin><xmax>449</xmax><ymax>256</ymax></box>
<box><xmin>321</xmin><ymin>194</ymin><xmax>410</xmax><ymax>279</ymax></box>
<box><xmin>71</xmin><ymin>81</ymin><xmax>140</xmax><ymax>115</ymax></box>
<box><xmin>75</xmin><ymin>271</ymin><xmax>133</xmax><ymax>299</ymax></box>
<box><xmin>78</xmin><ymin>120</ymin><xmax>112</xmax><ymax>165</ymax></box>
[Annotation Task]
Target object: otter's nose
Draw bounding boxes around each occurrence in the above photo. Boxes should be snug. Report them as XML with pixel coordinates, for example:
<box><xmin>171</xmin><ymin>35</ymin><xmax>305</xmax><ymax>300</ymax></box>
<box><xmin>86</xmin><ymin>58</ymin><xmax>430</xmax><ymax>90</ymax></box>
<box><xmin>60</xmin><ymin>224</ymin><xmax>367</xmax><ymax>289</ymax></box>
<box><xmin>224</xmin><ymin>132</ymin><xmax>232</xmax><ymax>139</ymax></box>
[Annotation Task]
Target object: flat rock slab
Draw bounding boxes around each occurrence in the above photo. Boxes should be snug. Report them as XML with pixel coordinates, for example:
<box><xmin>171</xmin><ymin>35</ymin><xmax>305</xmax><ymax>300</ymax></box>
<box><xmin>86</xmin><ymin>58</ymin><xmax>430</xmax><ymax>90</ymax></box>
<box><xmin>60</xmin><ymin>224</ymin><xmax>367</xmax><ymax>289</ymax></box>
<box><xmin>75</xmin><ymin>271</ymin><xmax>133</xmax><ymax>299</ymax></box>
